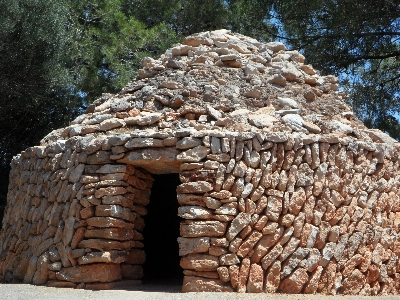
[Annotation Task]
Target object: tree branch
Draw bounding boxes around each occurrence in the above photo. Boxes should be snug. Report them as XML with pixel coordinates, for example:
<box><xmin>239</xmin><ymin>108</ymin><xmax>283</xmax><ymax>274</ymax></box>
<box><xmin>356</xmin><ymin>51</ymin><xmax>400</xmax><ymax>61</ymax></box>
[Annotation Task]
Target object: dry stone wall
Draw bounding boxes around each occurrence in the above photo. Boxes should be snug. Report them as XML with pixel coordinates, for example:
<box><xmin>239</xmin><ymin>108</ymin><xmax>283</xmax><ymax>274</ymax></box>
<box><xmin>175</xmin><ymin>131</ymin><xmax>400</xmax><ymax>295</ymax></box>
<box><xmin>1</xmin><ymin>29</ymin><xmax>400</xmax><ymax>295</ymax></box>
<box><xmin>0</xmin><ymin>140</ymin><xmax>153</xmax><ymax>289</ymax></box>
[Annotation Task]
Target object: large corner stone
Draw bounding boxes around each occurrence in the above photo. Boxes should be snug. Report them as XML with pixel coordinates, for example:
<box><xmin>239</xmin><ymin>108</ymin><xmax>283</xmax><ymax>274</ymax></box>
<box><xmin>55</xmin><ymin>263</ymin><xmax>121</xmax><ymax>283</ymax></box>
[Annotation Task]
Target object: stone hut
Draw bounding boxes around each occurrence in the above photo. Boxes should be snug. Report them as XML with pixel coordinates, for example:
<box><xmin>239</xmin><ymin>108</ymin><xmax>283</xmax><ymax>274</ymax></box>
<box><xmin>1</xmin><ymin>29</ymin><xmax>400</xmax><ymax>295</ymax></box>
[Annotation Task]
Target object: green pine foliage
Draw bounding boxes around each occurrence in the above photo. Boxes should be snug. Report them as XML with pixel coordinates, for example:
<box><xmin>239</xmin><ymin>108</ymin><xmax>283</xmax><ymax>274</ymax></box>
<box><xmin>0</xmin><ymin>0</ymin><xmax>78</xmax><ymax>198</ymax></box>
<box><xmin>68</xmin><ymin>1</ymin><xmax>179</xmax><ymax>102</ymax></box>
<box><xmin>273</xmin><ymin>0</ymin><xmax>400</xmax><ymax>136</ymax></box>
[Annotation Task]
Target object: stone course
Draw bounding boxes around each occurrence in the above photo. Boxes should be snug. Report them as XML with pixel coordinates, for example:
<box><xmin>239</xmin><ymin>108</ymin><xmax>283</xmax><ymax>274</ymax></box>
<box><xmin>1</xmin><ymin>29</ymin><xmax>400</xmax><ymax>295</ymax></box>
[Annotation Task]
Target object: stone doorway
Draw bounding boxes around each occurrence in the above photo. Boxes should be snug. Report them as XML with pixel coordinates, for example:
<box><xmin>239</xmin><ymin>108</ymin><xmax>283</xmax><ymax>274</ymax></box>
<box><xmin>142</xmin><ymin>173</ymin><xmax>182</xmax><ymax>287</ymax></box>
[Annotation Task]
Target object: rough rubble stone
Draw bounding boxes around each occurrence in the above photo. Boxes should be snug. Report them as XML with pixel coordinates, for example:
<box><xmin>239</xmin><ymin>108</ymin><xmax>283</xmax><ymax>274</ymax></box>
<box><xmin>55</xmin><ymin>263</ymin><xmax>121</xmax><ymax>283</ymax></box>
<box><xmin>182</xmin><ymin>276</ymin><xmax>233</xmax><ymax>292</ymax></box>
<box><xmin>2</xmin><ymin>29</ymin><xmax>400</xmax><ymax>296</ymax></box>
<box><xmin>177</xmin><ymin>237</ymin><xmax>210</xmax><ymax>256</ymax></box>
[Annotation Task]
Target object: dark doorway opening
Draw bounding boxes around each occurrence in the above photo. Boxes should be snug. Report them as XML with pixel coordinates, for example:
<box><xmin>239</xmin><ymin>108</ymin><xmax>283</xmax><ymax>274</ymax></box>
<box><xmin>142</xmin><ymin>173</ymin><xmax>182</xmax><ymax>286</ymax></box>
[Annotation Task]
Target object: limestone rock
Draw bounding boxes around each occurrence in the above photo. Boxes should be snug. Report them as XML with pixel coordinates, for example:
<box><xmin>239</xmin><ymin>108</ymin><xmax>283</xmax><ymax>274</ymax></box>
<box><xmin>277</xmin><ymin>97</ymin><xmax>299</xmax><ymax>109</ymax></box>
<box><xmin>125</xmin><ymin>138</ymin><xmax>164</xmax><ymax>149</ymax></box>
<box><xmin>227</xmin><ymin>212</ymin><xmax>252</xmax><ymax>241</ymax></box>
<box><xmin>247</xmin><ymin>263</ymin><xmax>264</xmax><ymax>293</ymax></box>
<box><xmin>177</xmin><ymin>146</ymin><xmax>210</xmax><ymax>162</ymax></box>
<box><xmin>78</xmin><ymin>251</ymin><xmax>128</xmax><ymax>265</ymax></box>
<box><xmin>264</xmin><ymin>261</ymin><xmax>281</xmax><ymax>293</ymax></box>
<box><xmin>279</xmin><ymin>268</ymin><xmax>309</xmax><ymax>293</ymax></box>
<box><xmin>182</xmin><ymin>276</ymin><xmax>233</xmax><ymax>292</ymax></box>
<box><xmin>178</xmin><ymin>206</ymin><xmax>214</xmax><ymax>219</ymax></box>
<box><xmin>55</xmin><ymin>263</ymin><xmax>121</xmax><ymax>283</ymax></box>
<box><xmin>219</xmin><ymin>253</ymin><xmax>240</xmax><ymax>266</ymax></box>
<box><xmin>266</xmin><ymin>42</ymin><xmax>286</xmax><ymax>52</ymax></box>
<box><xmin>177</xmin><ymin>181</ymin><xmax>213</xmax><ymax>194</ymax></box>
<box><xmin>3</xmin><ymin>29</ymin><xmax>400</xmax><ymax>296</ymax></box>
<box><xmin>176</xmin><ymin>137</ymin><xmax>202</xmax><ymax>149</ymax></box>
<box><xmin>125</xmin><ymin>112</ymin><xmax>163</xmax><ymax>126</ymax></box>
<box><xmin>32</xmin><ymin>252</ymin><xmax>49</xmax><ymax>285</ymax></box>
<box><xmin>177</xmin><ymin>237</ymin><xmax>210</xmax><ymax>256</ymax></box>
<box><xmin>180</xmin><ymin>254</ymin><xmax>219</xmax><ymax>271</ymax></box>
<box><xmin>85</xmin><ymin>228</ymin><xmax>137</xmax><ymax>241</ymax></box>
<box><xmin>248</xmin><ymin>114</ymin><xmax>277</xmax><ymax>128</ymax></box>
<box><xmin>180</xmin><ymin>220</ymin><xmax>227</xmax><ymax>237</ymax></box>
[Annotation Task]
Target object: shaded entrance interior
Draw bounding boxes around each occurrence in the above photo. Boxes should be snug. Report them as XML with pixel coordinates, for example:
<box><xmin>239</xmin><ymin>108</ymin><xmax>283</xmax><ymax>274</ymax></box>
<box><xmin>142</xmin><ymin>173</ymin><xmax>182</xmax><ymax>285</ymax></box>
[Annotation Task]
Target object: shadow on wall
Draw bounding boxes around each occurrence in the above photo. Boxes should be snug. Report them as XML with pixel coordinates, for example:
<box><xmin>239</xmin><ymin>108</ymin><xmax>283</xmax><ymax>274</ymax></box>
<box><xmin>142</xmin><ymin>173</ymin><xmax>183</xmax><ymax>285</ymax></box>
<box><xmin>0</xmin><ymin>165</ymin><xmax>10</xmax><ymax>229</ymax></box>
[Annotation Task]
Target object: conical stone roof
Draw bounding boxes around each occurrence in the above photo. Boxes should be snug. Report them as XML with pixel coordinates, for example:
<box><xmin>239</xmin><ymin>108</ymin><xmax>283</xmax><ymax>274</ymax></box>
<box><xmin>41</xmin><ymin>29</ymin><xmax>397</xmax><ymax>149</ymax></box>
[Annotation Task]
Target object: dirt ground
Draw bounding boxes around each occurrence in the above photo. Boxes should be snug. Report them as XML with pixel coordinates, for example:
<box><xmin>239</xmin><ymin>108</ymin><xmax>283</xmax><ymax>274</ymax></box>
<box><xmin>2</xmin><ymin>283</ymin><xmax>400</xmax><ymax>300</ymax></box>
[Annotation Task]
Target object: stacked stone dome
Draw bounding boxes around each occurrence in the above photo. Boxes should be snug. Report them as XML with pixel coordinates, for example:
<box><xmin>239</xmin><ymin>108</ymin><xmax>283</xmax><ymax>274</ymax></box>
<box><xmin>1</xmin><ymin>30</ymin><xmax>400</xmax><ymax>294</ymax></box>
<box><xmin>43</xmin><ymin>29</ymin><xmax>396</xmax><ymax>149</ymax></box>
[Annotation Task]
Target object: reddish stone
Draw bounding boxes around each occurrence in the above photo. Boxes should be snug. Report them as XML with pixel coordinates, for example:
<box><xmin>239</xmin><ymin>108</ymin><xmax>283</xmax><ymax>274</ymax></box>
<box><xmin>84</xmin><ymin>228</ymin><xmax>136</xmax><ymax>241</ymax></box>
<box><xmin>304</xmin><ymin>266</ymin><xmax>323</xmax><ymax>294</ymax></box>
<box><xmin>227</xmin><ymin>212</ymin><xmax>252</xmax><ymax>241</ymax></box>
<box><xmin>217</xmin><ymin>266</ymin><xmax>230</xmax><ymax>282</ymax></box>
<box><xmin>237</xmin><ymin>258</ymin><xmax>251</xmax><ymax>293</ymax></box>
<box><xmin>125</xmin><ymin>249</ymin><xmax>146</xmax><ymax>264</ymax></box>
<box><xmin>32</xmin><ymin>252</ymin><xmax>49</xmax><ymax>284</ymax></box>
<box><xmin>229</xmin><ymin>265</ymin><xmax>240</xmax><ymax>289</ymax></box>
<box><xmin>94</xmin><ymin>186</ymin><xmax>127</xmax><ymax>198</ymax></box>
<box><xmin>251</xmin><ymin>228</ymin><xmax>283</xmax><ymax>263</ymax></box>
<box><xmin>78</xmin><ymin>239</ymin><xmax>143</xmax><ymax>251</ymax></box>
<box><xmin>366</xmin><ymin>264</ymin><xmax>380</xmax><ymax>283</ymax></box>
<box><xmin>183</xmin><ymin>270</ymin><xmax>219</xmax><ymax>279</ymax></box>
<box><xmin>209</xmin><ymin>246</ymin><xmax>227</xmax><ymax>256</ymax></box>
<box><xmin>177</xmin><ymin>181</ymin><xmax>213</xmax><ymax>194</ymax></box>
<box><xmin>180</xmin><ymin>220</ymin><xmax>227</xmax><ymax>237</ymax></box>
<box><xmin>78</xmin><ymin>250</ymin><xmax>128</xmax><ymax>265</ymax></box>
<box><xmin>340</xmin><ymin>269</ymin><xmax>365</xmax><ymax>295</ymax></box>
<box><xmin>342</xmin><ymin>254</ymin><xmax>364</xmax><ymax>277</ymax></box>
<box><xmin>71</xmin><ymin>227</ymin><xmax>86</xmax><ymax>250</ymax></box>
<box><xmin>264</xmin><ymin>261</ymin><xmax>281</xmax><ymax>293</ymax></box>
<box><xmin>317</xmin><ymin>260</ymin><xmax>337</xmax><ymax>294</ymax></box>
<box><xmin>182</xmin><ymin>276</ymin><xmax>233</xmax><ymax>292</ymax></box>
<box><xmin>180</xmin><ymin>254</ymin><xmax>219</xmax><ymax>271</ymax></box>
<box><xmin>279</xmin><ymin>267</ymin><xmax>309</xmax><ymax>294</ymax></box>
<box><xmin>261</xmin><ymin>244</ymin><xmax>283</xmax><ymax>270</ymax></box>
<box><xmin>370</xmin><ymin>281</ymin><xmax>381</xmax><ymax>295</ymax></box>
<box><xmin>253</xmin><ymin>215</ymin><xmax>268</xmax><ymax>231</ymax></box>
<box><xmin>288</xmin><ymin>187</ymin><xmax>306</xmax><ymax>215</ymax></box>
<box><xmin>86</xmin><ymin>217</ymin><xmax>130</xmax><ymax>228</ymax></box>
<box><xmin>177</xmin><ymin>237</ymin><xmax>210</xmax><ymax>256</ymax></box>
<box><xmin>237</xmin><ymin>231</ymin><xmax>263</xmax><ymax>258</ymax></box>
<box><xmin>247</xmin><ymin>263</ymin><xmax>263</xmax><ymax>293</ymax></box>
<box><xmin>121</xmin><ymin>264</ymin><xmax>143</xmax><ymax>280</ymax></box>
<box><xmin>80</xmin><ymin>207</ymin><xmax>95</xmax><ymax>219</ymax></box>
<box><xmin>55</xmin><ymin>263</ymin><xmax>121</xmax><ymax>283</ymax></box>
<box><xmin>239</xmin><ymin>224</ymin><xmax>253</xmax><ymax>239</ymax></box>
<box><xmin>95</xmin><ymin>205</ymin><xmax>136</xmax><ymax>223</ymax></box>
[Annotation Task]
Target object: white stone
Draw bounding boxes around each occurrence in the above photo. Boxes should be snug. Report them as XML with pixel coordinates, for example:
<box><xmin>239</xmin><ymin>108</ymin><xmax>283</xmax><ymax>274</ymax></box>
<box><xmin>125</xmin><ymin>112</ymin><xmax>163</xmax><ymax>126</ymax></box>
<box><xmin>207</xmin><ymin>105</ymin><xmax>222</xmax><ymax>120</ymax></box>
<box><xmin>277</xmin><ymin>97</ymin><xmax>299</xmax><ymax>109</ymax></box>
<box><xmin>248</xmin><ymin>114</ymin><xmax>277</xmax><ymax>128</ymax></box>
<box><xmin>178</xmin><ymin>206</ymin><xmax>214</xmax><ymax>219</ymax></box>
<box><xmin>265</xmin><ymin>42</ymin><xmax>286</xmax><ymax>52</ymax></box>
<box><xmin>330</xmin><ymin>120</ymin><xmax>353</xmax><ymax>134</ymax></box>
<box><xmin>282</xmin><ymin>114</ymin><xmax>308</xmax><ymax>133</ymax></box>
<box><xmin>177</xmin><ymin>146</ymin><xmax>210</xmax><ymax>162</ymax></box>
